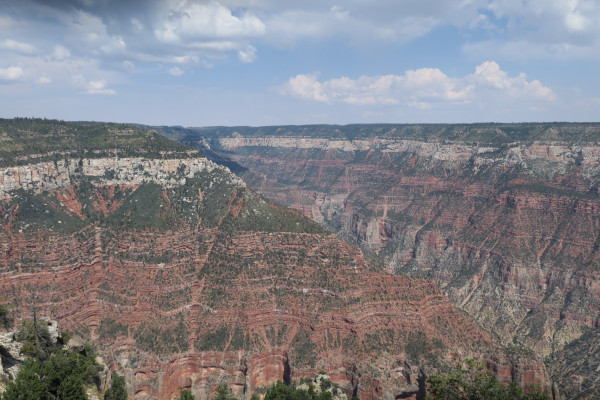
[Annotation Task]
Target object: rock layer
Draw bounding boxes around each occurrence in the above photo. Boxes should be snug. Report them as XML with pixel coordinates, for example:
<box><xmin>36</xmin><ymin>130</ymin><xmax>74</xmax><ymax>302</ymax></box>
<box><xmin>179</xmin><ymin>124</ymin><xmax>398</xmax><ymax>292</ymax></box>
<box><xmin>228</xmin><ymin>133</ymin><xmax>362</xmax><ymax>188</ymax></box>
<box><xmin>165</xmin><ymin>123</ymin><xmax>600</xmax><ymax>399</ymax></box>
<box><xmin>0</xmin><ymin>143</ymin><xmax>548</xmax><ymax>400</ymax></box>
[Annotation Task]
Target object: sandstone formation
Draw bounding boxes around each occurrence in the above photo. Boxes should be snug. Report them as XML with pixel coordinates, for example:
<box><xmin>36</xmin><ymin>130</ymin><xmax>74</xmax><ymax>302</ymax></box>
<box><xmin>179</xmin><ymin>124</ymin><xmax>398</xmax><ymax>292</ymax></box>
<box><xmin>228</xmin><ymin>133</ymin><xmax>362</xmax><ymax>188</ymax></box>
<box><xmin>0</xmin><ymin>121</ymin><xmax>550</xmax><ymax>400</ymax></box>
<box><xmin>165</xmin><ymin>123</ymin><xmax>600</xmax><ymax>399</ymax></box>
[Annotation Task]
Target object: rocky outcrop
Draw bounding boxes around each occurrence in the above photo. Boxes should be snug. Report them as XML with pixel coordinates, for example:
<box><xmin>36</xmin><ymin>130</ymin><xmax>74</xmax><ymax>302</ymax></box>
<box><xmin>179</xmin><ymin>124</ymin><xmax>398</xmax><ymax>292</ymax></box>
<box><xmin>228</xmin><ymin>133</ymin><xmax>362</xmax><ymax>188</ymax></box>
<box><xmin>0</xmin><ymin>156</ymin><xmax>244</xmax><ymax>200</ymax></box>
<box><xmin>0</xmin><ymin>147</ymin><xmax>549</xmax><ymax>399</ymax></box>
<box><xmin>0</xmin><ymin>318</ymin><xmax>58</xmax><ymax>392</ymax></box>
<box><xmin>0</xmin><ymin>220</ymin><xmax>547</xmax><ymax>399</ymax></box>
<box><xmin>0</xmin><ymin>321</ymin><xmax>110</xmax><ymax>398</ymax></box>
<box><xmin>216</xmin><ymin>136</ymin><xmax>600</xmax><ymax>168</ymax></box>
<box><xmin>167</xmin><ymin>123</ymin><xmax>600</xmax><ymax>398</ymax></box>
<box><xmin>0</xmin><ymin>331</ymin><xmax>24</xmax><ymax>393</ymax></box>
<box><xmin>297</xmin><ymin>373</ymin><xmax>348</xmax><ymax>400</ymax></box>
<box><xmin>547</xmin><ymin>328</ymin><xmax>600</xmax><ymax>399</ymax></box>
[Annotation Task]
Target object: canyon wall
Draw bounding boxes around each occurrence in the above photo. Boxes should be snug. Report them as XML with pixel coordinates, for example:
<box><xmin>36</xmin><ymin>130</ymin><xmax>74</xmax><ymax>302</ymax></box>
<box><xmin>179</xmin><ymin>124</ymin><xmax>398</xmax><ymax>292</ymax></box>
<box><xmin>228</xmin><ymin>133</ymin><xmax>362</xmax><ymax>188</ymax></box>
<box><xmin>0</xmin><ymin>156</ymin><xmax>244</xmax><ymax>200</ymax></box>
<box><xmin>168</xmin><ymin>123</ymin><xmax>600</xmax><ymax>399</ymax></box>
<box><xmin>0</xmin><ymin>140</ymin><xmax>548</xmax><ymax>400</ymax></box>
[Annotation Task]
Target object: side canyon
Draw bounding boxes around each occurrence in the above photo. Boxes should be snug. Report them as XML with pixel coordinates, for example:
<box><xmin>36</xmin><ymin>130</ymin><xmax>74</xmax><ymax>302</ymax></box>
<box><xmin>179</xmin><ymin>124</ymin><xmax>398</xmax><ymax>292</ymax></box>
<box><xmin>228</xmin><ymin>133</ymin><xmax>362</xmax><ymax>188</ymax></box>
<box><xmin>0</xmin><ymin>120</ymin><xmax>550</xmax><ymax>400</ymax></box>
<box><xmin>165</xmin><ymin>123</ymin><xmax>600</xmax><ymax>399</ymax></box>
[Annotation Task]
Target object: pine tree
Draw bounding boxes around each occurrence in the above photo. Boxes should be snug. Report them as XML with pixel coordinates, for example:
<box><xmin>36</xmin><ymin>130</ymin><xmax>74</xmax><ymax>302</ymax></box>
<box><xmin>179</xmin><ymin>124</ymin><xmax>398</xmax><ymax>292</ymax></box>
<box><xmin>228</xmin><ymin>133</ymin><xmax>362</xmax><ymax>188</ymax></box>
<box><xmin>104</xmin><ymin>374</ymin><xmax>128</xmax><ymax>400</ymax></box>
<box><xmin>177</xmin><ymin>389</ymin><xmax>196</xmax><ymax>400</ymax></box>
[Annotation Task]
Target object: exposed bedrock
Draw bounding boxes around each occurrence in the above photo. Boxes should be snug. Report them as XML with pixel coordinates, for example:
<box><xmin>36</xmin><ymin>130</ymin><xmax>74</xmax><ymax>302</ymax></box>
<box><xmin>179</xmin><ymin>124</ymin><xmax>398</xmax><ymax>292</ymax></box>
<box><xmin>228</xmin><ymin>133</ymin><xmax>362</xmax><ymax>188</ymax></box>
<box><xmin>168</xmin><ymin>124</ymin><xmax>600</xmax><ymax>399</ymax></box>
<box><xmin>0</xmin><ymin>152</ymin><xmax>549</xmax><ymax>399</ymax></box>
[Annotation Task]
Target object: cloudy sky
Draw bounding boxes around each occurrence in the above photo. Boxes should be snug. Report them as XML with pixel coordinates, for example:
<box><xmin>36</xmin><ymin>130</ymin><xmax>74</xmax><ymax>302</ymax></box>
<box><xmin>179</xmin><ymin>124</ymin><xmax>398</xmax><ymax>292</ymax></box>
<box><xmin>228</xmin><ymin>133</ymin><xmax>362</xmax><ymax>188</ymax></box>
<box><xmin>1</xmin><ymin>0</ymin><xmax>599</xmax><ymax>126</ymax></box>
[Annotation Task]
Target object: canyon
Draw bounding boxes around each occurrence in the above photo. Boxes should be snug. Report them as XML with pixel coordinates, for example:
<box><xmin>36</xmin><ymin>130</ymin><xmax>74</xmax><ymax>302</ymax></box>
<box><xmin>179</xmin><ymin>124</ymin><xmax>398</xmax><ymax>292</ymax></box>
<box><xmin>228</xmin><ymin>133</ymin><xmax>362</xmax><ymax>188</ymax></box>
<box><xmin>0</xmin><ymin>120</ymin><xmax>550</xmax><ymax>400</ymax></box>
<box><xmin>164</xmin><ymin>123</ymin><xmax>600</xmax><ymax>399</ymax></box>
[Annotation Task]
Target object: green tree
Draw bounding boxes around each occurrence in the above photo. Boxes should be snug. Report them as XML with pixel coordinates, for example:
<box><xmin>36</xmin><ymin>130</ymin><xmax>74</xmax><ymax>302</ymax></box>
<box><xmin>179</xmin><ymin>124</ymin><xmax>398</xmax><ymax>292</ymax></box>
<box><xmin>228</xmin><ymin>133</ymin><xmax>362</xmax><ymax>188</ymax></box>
<box><xmin>0</xmin><ymin>303</ymin><xmax>12</xmax><ymax>330</ymax></box>
<box><xmin>263</xmin><ymin>381</ymin><xmax>294</xmax><ymax>400</ymax></box>
<box><xmin>214</xmin><ymin>384</ymin><xmax>236</xmax><ymax>400</ymax></box>
<box><xmin>2</xmin><ymin>351</ymin><xmax>101</xmax><ymax>400</ymax></box>
<box><xmin>14</xmin><ymin>319</ymin><xmax>53</xmax><ymax>359</ymax></box>
<box><xmin>104</xmin><ymin>374</ymin><xmax>128</xmax><ymax>400</ymax></box>
<box><xmin>177</xmin><ymin>388</ymin><xmax>196</xmax><ymax>400</ymax></box>
<box><xmin>262</xmin><ymin>380</ymin><xmax>333</xmax><ymax>400</ymax></box>
<box><xmin>426</xmin><ymin>359</ymin><xmax>548</xmax><ymax>400</ymax></box>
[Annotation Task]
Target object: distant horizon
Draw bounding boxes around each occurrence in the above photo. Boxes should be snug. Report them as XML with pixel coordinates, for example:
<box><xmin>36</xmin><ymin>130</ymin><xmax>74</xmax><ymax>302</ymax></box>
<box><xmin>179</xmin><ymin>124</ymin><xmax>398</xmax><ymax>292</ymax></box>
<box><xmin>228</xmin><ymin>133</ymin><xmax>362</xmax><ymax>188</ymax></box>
<box><xmin>3</xmin><ymin>116</ymin><xmax>600</xmax><ymax>129</ymax></box>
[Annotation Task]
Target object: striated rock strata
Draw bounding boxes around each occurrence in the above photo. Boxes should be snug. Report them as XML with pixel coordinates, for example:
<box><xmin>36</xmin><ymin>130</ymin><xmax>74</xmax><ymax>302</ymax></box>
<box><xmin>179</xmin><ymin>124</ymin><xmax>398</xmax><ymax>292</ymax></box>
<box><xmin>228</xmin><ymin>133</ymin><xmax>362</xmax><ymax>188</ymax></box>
<box><xmin>0</xmin><ymin>121</ymin><xmax>550</xmax><ymax>400</ymax></box>
<box><xmin>163</xmin><ymin>123</ymin><xmax>600</xmax><ymax>399</ymax></box>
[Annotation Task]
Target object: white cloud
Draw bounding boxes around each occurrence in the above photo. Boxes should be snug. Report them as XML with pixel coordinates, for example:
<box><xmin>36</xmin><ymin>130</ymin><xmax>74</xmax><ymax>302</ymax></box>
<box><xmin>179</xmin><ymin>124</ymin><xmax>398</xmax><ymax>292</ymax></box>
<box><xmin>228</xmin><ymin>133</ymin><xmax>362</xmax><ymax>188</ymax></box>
<box><xmin>0</xmin><ymin>39</ymin><xmax>36</xmax><ymax>54</ymax></box>
<box><xmin>100</xmin><ymin>36</ymin><xmax>126</xmax><ymax>55</ymax></box>
<box><xmin>53</xmin><ymin>45</ymin><xmax>71</xmax><ymax>61</ymax></box>
<box><xmin>155</xmin><ymin>1</ymin><xmax>265</xmax><ymax>45</ymax></box>
<box><xmin>168</xmin><ymin>66</ymin><xmax>184</xmax><ymax>76</ymax></box>
<box><xmin>478</xmin><ymin>0</ymin><xmax>600</xmax><ymax>58</ymax></box>
<box><xmin>131</xmin><ymin>18</ymin><xmax>144</xmax><ymax>32</ymax></box>
<box><xmin>87</xmin><ymin>80</ymin><xmax>115</xmax><ymax>95</ymax></box>
<box><xmin>73</xmin><ymin>75</ymin><xmax>116</xmax><ymax>95</ymax></box>
<box><xmin>280</xmin><ymin>61</ymin><xmax>555</xmax><ymax>107</ymax></box>
<box><xmin>1</xmin><ymin>0</ymin><xmax>599</xmax><ymax>82</ymax></box>
<box><xmin>0</xmin><ymin>15</ymin><xmax>14</xmax><ymax>29</ymax></box>
<box><xmin>64</xmin><ymin>10</ymin><xmax>127</xmax><ymax>57</ymax></box>
<box><xmin>472</xmin><ymin>61</ymin><xmax>556</xmax><ymax>101</ymax></box>
<box><xmin>265</xmin><ymin>7</ymin><xmax>440</xmax><ymax>47</ymax></box>
<box><xmin>122</xmin><ymin>61</ymin><xmax>135</xmax><ymax>70</ymax></box>
<box><xmin>232</xmin><ymin>0</ymin><xmax>600</xmax><ymax>59</ymax></box>
<box><xmin>282</xmin><ymin>74</ymin><xmax>330</xmax><ymax>103</ymax></box>
<box><xmin>0</xmin><ymin>0</ymin><xmax>595</xmax><ymax>122</ymax></box>
<box><xmin>37</xmin><ymin>76</ymin><xmax>52</xmax><ymax>84</ymax></box>
<box><xmin>238</xmin><ymin>45</ymin><xmax>257</xmax><ymax>63</ymax></box>
<box><xmin>0</xmin><ymin>66</ymin><xmax>24</xmax><ymax>81</ymax></box>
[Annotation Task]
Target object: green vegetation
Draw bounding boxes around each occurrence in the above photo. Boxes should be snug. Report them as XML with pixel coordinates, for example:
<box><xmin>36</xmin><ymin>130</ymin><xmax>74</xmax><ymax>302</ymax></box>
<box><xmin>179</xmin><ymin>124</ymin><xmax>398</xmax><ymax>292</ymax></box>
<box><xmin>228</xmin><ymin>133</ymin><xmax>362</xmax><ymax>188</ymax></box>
<box><xmin>426</xmin><ymin>359</ymin><xmax>548</xmax><ymax>400</ymax></box>
<box><xmin>405</xmin><ymin>330</ymin><xmax>444</xmax><ymax>363</ymax></box>
<box><xmin>1</xmin><ymin>344</ymin><xmax>101</xmax><ymax>400</ymax></box>
<box><xmin>7</xmin><ymin>190</ymin><xmax>86</xmax><ymax>234</ymax></box>
<box><xmin>98</xmin><ymin>317</ymin><xmax>128</xmax><ymax>340</ymax></box>
<box><xmin>0</xmin><ymin>301</ymin><xmax>12</xmax><ymax>330</ymax></box>
<box><xmin>106</xmin><ymin>183</ymin><xmax>181</xmax><ymax>229</ymax></box>
<box><xmin>214</xmin><ymin>384</ymin><xmax>236</xmax><ymax>400</ymax></box>
<box><xmin>223</xmin><ymin>190</ymin><xmax>326</xmax><ymax>234</ymax></box>
<box><xmin>134</xmin><ymin>317</ymin><xmax>189</xmax><ymax>355</ymax></box>
<box><xmin>261</xmin><ymin>380</ymin><xmax>333</xmax><ymax>400</ymax></box>
<box><xmin>289</xmin><ymin>329</ymin><xmax>316</xmax><ymax>367</ymax></box>
<box><xmin>14</xmin><ymin>319</ymin><xmax>54</xmax><ymax>359</ymax></box>
<box><xmin>195</xmin><ymin>326</ymin><xmax>228</xmax><ymax>351</ymax></box>
<box><xmin>104</xmin><ymin>374</ymin><xmax>127</xmax><ymax>400</ymax></box>
<box><xmin>176</xmin><ymin>389</ymin><xmax>195</xmax><ymax>400</ymax></box>
<box><xmin>0</xmin><ymin>118</ymin><xmax>198</xmax><ymax>167</ymax></box>
<box><xmin>319</xmin><ymin>377</ymin><xmax>332</xmax><ymax>392</ymax></box>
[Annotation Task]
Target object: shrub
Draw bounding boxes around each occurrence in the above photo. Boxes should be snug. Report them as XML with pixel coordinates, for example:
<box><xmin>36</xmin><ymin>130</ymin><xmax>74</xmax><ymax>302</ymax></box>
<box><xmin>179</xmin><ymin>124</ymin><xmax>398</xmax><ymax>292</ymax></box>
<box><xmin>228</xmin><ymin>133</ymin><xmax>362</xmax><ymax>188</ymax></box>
<box><xmin>104</xmin><ymin>374</ymin><xmax>127</xmax><ymax>400</ymax></box>
<box><xmin>263</xmin><ymin>380</ymin><xmax>335</xmax><ymax>400</ymax></box>
<box><xmin>214</xmin><ymin>384</ymin><xmax>236</xmax><ymax>400</ymax></box>
<box><xmin>177</xmin><ymin>389</ymin><xmax>195</xmax><ymax>400</ymax></box>
<box><xmin>0</xmin><ymin>303</ymin><xmax>13</xmax><ymax>330</ymax></box>
<box><xmin>2</xmin><ymin>350</ymin><xmax>101</xmax><ymax>400</ymax></box>
<box><xmin>426</xmin><ymin>359</ymin><xmax>549</xmax><ymax>400</ymax></box>
<box><xmin>15</xmin><ymin>319</ymin><xmax>53</xmax><ymax>359</ymax></box>
<box><xmin>320</xmin><ymin>378</ymin><xmax>332</xmax><ymax>391</ymax></box>
<box><xmin>60</xmin><ymin>331</ymin><xmax>74</xmax><ymax>345</ymax></box>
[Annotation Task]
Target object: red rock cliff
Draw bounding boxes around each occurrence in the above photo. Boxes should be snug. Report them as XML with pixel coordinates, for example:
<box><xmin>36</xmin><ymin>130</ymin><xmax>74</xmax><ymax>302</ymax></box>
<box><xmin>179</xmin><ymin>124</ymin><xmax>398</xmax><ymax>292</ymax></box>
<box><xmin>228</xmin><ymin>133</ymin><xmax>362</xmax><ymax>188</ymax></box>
<box><xmin>0</xmin><ymin>152</ymin><xmax>549</xmax><ymax>399</ymax></box>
